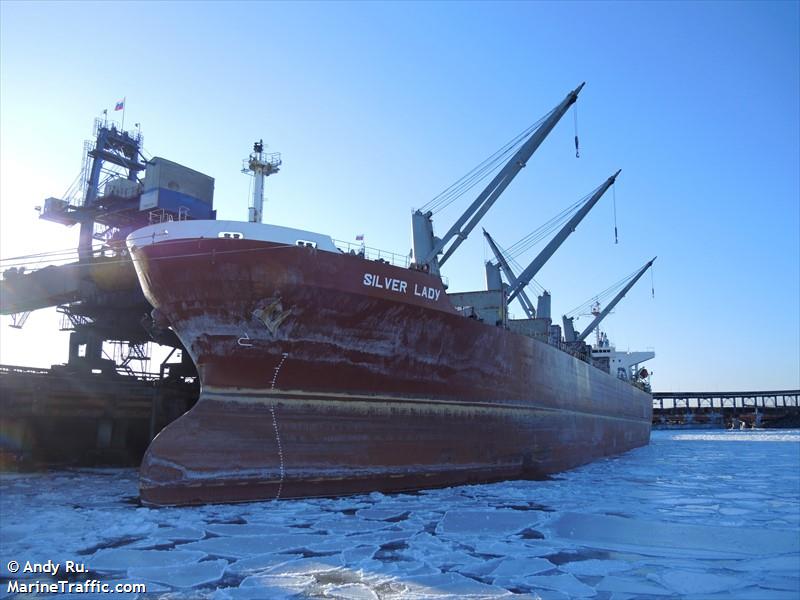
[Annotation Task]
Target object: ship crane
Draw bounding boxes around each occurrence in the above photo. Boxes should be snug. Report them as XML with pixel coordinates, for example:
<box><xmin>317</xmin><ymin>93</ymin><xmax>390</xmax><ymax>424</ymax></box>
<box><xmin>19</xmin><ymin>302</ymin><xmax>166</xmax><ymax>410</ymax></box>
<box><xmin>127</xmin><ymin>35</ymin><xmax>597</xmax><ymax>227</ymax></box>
<box><xmin>411</xmin><ymin>82</ymin><xmax>585</xmax><ymax>275</ymax></box>
<box><xmin>563</xmin><ymin>257</ymin><xmax>656</xmax><ymax>343</ymax></box>
<box><xmin>506</xmin><ymin>170</ymin><xmax>621</xmax><ymax>304</ymax></box>
<box><xmin>484</xmin><ymin>170</ymin><xmax>621</xmax><ymax>318</ymax></box>
<box><xmin>482</xmin><ymin>229</ymin><xmax>537</xmax><ymax>318</ymax></box>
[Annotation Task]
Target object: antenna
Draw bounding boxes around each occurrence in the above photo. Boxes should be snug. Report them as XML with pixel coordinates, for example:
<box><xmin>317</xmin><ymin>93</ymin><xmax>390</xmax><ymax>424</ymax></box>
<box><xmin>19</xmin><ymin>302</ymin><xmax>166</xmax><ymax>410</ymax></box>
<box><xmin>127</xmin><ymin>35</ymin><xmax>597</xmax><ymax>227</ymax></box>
<box><xmin>241</xmin><ymin>139</ymin><xmax>282</xmax><ymax>223</ymax></box>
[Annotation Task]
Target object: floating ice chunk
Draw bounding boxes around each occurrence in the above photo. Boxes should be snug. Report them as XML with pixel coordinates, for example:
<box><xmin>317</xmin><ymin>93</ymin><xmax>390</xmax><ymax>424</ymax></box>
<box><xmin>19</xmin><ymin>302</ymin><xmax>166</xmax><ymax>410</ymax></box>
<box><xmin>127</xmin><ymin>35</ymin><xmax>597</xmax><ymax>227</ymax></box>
<box><xmin>436</xmin><ymin>509</ymin><xmax>542</xmax><ymax>537</ymax></box>
<box><xmin>178</xmin><ymin>533</ymin><xmax>325</xmax><ymax>558</ymax></box>
<box><xmin>549</xmin><ymin>512</ymin><xmax>800</xmax><ymax>558</ymax></box>
<box><xmin>421</xmin><ymin>550</ymin><xmax>484</xmax><ymax>570</ymax></box>
<box><xmin>345</xmin><ymin>529</ymin><xmax>415</xmax><ymax>546</ymax></box>
<box><xmin>405</xmin><ymin>532</ymin><xmax>454</xmax><ymax>555</ymax></box>
<box><xmin>726</xmin><ymin>554</ymin><xmax>800</xmax><ymax>573</ymax></box>
<box><xmin>539</xmin><ymin>592</ymin><xmax>573</xmax><ymax>600</ymax></box>
<box><xmin>296</xmin><ymin>537</ymin><xmax>355</xmax><ymax>554</ymax></box>
<box><xmin>524</xmin><ymin>574</ymin><xmax>596</xmax><ymax>597</ymax></box>
<box><xmin>354</xmin><ymin>558</ymin><xmax>440</xmax><ymax>578</ymax></box>
<box><xmin>728</xmin><ymin>588</ymin><xmax>800</xmax><ymax>600</ymax></box>
<box><xmin>240</xmin><ymin>573</ymin><xmax>315</xmax><ymax>593</ymax></box>
<box><xmin>559</xmin><ymin>559</ymin><xmax>632</xmax><ymax>576</ymax></box>
<box><xmin>128</xmin><ymin>558</ymin><xmax>227</xmax><ymax>588</ymax></box>
<box><xmin>355</xmin><ymin>508</ymin><xmax>409</xmax><ymax>521</ymax></box>
<box><xmin>342</xmin><ymin>545</ymin><xmax>378</xmax><ymax>563</ymax></box>
<box><xmin>468</xmin><ymin>538</ymin><xmax>554</xmax><ymax>558</ymax></box>
<box><xmin>655</xmin><ymin>569</ymin><xmax>736</xmax><ymax>595</ymax></box>
<box><xmin>89</xmin><ymin>548</ymin><xmax>206</xmax><ymax>572</ymax></box>
<box><xmin>395</xmin><ymin>561</ymin><xmax>441</xmax><ymax>577</ymax></box>
<box><xmin>716</xmin><ymin>492</ymin><xmax>770</xmax><ymax>502</ymax></box>
<box><xmin>151</xmin><ymin>526</ymin><xmax>207</xmax><ymax>541</ymax></box>
<box><xmin>228</xmin><ymin>553</ymin><xmax>303</xmax><ymax>574</ymax></box>
<box><xmin>262</xmin><ymin>555</ymin><xmax>345</xmax><ymax>575</ymax></box>
<box><xmin>718</xmin><ymin>507</ymin><xmax>751</xmax><ymax>516</ymax></box>
<box><xmin>212</xmin><ymin>586</ymin><xmax>295</xmax><ymax>600</ymax></box>
<box><xmin>312</xmin><ymin>518</ymin><xmax>392</xmax><ymax>535</ymax></box>
<box><xmin>758</xmin><ymin>576</ymin><xmax>800</xmax><ymax>592</ymax></box>
<box><xmin>490</xmin><ymin>557</ymin><xmax>555</xmax><ymax>579</ymax></box>
<box><xmin>206</xmin><ymin>523</ymin><xmax>293</xmax><ymax>536</ymax></box>
<box><xmin>0</xmin><ymin>526</ymin><xmax>28</xmax><ymax>543</ymax></box>
<box><xmin>321</xmin><ymin>583</ymin><xmax>380</xmax><ymax>599</ymax></box>
<box><xmin>214</xmin><ymin>579</ymin><xmax>302</xmax><ymax>599</ymax></box>
<box><xmin>506</xmin><ymin>591</ymin><xmax>570</xmax><ymax>600</ymax></box>
<box><xmin>402</xmin><ymin>572</ymin><xmax>512</xmax><ymax>597</ymax></box>
<box><xmin>455</xmin><ymin>557</ymin><xmax>505</xmax><ymax>578</ymax></box>
<box><xmin>596</xmin><ymin>575</ymin><xmax>673</xmax><ymax>596</ymax></box>
<box><xmin>93</xmin><ymin>511</ymin><xmax>158</xmax><ymax>540</ymax></box>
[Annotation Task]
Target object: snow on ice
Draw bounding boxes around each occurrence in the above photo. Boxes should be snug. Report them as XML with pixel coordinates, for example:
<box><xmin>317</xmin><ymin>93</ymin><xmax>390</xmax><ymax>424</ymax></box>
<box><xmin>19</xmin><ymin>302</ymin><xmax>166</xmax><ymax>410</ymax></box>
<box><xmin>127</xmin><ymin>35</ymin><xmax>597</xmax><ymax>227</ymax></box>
<box><xmin>0</xmin><ymin>429</ymin><xmax>798</xmax><ymax>599</ymax></box>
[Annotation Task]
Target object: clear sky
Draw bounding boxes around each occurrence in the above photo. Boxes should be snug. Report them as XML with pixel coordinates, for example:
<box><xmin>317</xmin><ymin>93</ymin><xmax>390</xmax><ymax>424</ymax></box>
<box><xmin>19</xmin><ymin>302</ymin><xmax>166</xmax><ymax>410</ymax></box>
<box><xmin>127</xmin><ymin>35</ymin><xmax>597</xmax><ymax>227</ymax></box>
<box><xmin>1</xmin><ymin>1</ymin><xmax>798</xmax><ymax>392</ymax></box>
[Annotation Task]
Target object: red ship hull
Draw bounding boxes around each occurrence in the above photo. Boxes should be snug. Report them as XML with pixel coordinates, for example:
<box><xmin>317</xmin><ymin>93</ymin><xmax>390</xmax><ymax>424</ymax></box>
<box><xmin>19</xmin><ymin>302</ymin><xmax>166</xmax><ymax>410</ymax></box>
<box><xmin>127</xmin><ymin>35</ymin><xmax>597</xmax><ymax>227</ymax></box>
<box><xmin>130</xmin><ymin>232</ymin><xmax>652</xmax><ymax>506</ymax></box>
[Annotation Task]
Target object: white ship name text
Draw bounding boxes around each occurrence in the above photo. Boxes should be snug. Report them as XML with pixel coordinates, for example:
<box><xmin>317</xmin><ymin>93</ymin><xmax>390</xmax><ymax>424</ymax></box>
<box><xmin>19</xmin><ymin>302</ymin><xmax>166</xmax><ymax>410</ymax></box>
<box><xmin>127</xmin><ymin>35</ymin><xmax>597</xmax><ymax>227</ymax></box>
<box><xmin>362</xmin><ymin>273</ymin><xmax>441</xmax><ymax>301</ymax></box>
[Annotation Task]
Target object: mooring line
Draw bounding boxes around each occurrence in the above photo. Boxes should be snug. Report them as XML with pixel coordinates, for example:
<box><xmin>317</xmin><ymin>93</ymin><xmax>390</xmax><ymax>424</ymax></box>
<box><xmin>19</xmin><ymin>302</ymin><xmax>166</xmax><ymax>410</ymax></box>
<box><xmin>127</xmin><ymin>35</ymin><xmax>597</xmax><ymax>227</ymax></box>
<box><xmin>269</xmin><ymin>352</ymin><xmax>289</xmax><ymax>499</ymax></box>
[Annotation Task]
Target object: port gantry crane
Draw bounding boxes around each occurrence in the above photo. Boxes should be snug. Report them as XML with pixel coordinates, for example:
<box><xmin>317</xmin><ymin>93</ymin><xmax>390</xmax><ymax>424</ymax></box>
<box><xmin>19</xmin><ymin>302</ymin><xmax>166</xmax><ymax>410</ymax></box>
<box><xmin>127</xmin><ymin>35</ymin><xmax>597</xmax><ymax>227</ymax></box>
<box><xmin>411</xmin><ymin>83</ymin><xmax>585</xmax><ymax>275</ymax></box>
<box><xmin>1</xmin><ymin>118</ymin><xmax>214</xmax><ymax>377</ymax></box>
<box><xmin>483</xmin><ymin>170</ymin><xmax>622</xmax><ymax>318</ymax></box>
<box><xmin>562</xmin><ymin>257</ymin><xmax>657</xmax><ymax>343</ymax></box>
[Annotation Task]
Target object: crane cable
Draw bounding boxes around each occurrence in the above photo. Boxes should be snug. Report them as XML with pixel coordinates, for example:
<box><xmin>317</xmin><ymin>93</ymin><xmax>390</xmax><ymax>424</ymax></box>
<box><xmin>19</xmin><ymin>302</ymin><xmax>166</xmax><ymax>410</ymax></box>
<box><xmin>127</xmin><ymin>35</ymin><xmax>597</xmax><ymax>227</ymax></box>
<box><xmin>564</xmin><ymin>264</ymin><xmax>644</xmax><ymax>319</ymax></box>
<box><xmin>419</xmin><ymin>108</ymin><xmax>555</xmax><ymax>215</ymax></box>
<box><xmin>503</xmin><ymin>187</ymin><xmax>596</xmax><ymax>259</ymax></box>
<box><xmin>613</xmin><ymin>182</ymin><xmax>619</xmax><ymax>244</ymax></box>
<box><xmin>650</xmin><ymin>264</ymin><xmax>655</xmax><ymax>299</ymax></box>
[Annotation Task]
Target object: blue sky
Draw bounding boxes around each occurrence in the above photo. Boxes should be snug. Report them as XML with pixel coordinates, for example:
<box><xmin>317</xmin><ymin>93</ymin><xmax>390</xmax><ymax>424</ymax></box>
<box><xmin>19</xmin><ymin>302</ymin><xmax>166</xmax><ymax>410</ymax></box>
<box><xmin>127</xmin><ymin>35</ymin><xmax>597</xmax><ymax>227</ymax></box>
<box><xmin>1</xmin><ymin>1</ymin><xmax>798</xmax><ymax>391</ymax></box>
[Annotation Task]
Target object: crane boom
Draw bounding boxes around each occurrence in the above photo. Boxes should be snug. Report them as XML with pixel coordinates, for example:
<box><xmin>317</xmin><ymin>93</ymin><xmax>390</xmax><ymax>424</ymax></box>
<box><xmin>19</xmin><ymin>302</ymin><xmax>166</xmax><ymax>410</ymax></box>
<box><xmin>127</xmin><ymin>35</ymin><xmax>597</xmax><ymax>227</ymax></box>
<box><xmin>507</xmin><ymin>170</ymin><xmax>621</xmax><ymax>303</ymax></box>
<box><xmin>575</xmin><ymin>257</ymin><xmax>657</xmax><ymax>342</ymax></box>
<box><xmin>483</xmin><ymin>229</ymin><xmax>536</xmax><ymax>318</ymax></box>
<box><xmin>418</xmin><ymin>82</ymin><xmax>586</xmax><ymax>270</ymax></box>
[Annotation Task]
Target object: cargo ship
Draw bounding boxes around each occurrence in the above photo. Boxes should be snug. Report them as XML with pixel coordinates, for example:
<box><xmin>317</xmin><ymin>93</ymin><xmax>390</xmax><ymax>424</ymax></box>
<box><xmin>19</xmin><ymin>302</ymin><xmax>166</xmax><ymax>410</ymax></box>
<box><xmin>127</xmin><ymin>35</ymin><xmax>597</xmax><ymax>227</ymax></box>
<box><xmin>127</xmin><ymin>83</ymin><xmax>656</xmax><ymax>506</ymax></box>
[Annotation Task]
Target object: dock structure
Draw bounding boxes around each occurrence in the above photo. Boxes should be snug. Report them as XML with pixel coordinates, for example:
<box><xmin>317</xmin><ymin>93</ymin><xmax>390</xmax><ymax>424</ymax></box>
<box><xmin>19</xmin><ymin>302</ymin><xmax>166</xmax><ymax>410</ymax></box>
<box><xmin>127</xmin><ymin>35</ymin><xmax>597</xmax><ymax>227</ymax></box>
<box><xmin>652</xmin><ymin>390</ymin><xmax>800</xmax><ymax>429</ymax></box>
<box><xmin>0</xmin><ymin>364</ymin><xmax>198</xmax><ymax>467</ymax></box>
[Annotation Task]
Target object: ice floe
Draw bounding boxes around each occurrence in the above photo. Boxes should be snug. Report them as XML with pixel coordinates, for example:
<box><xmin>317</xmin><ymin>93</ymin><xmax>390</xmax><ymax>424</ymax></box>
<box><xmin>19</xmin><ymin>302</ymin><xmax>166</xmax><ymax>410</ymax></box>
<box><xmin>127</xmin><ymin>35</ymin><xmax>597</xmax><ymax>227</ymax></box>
<box><xmin>0</xmin><ymin>429</ymin><xmax>797</xmax><ymax>599</ymax></box>
<box><xmin>177</xmin><ymin>533</ymin><xmax>326</xmax><ymax>558</ymax></box>
<box><xmin>88</xmin><ymin>548</ymin><xmax>207</xmax><ymax>572</ymax></box>
<box><xmin>436</xmin><ymin>508</ymin><xmax>542</xmax><ymax>537</ymax></box>
<box><xmin>129</xmin><ymin>558</ymin><xmax>228</xmax><ymax>588</ymax></box>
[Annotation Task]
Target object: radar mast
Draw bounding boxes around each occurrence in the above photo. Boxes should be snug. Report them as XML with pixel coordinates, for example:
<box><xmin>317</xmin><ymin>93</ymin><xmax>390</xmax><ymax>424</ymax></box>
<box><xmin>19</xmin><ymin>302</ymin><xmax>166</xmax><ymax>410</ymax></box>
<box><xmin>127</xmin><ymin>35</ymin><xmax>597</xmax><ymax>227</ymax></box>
<box><xmin>242</xmin><ymin>140</ymin><xmax>282</xmax><ymax>223</ymax></box>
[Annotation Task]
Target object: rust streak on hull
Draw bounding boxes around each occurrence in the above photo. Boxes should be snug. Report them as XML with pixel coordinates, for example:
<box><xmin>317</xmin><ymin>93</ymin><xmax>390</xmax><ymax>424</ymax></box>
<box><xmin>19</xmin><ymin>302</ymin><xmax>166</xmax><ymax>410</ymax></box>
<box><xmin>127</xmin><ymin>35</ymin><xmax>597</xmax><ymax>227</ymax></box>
<box><xmin>131</xmin><ymin>237</ymin><xmax>652</xmax><ymax>506</ymax></box>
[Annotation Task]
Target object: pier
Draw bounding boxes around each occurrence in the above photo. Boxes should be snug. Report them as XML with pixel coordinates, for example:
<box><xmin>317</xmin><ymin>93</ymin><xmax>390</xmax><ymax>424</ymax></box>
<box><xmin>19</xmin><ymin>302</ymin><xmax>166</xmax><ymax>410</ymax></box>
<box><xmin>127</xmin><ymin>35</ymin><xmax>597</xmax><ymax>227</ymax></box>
<box><xmin>652</xmin><ymin>390</ymin><xmax>800</xmax><ymax>429</ymax></box>
<box><xmin>0</xmin><ymin>364</ymin><xmax>198</xmax><ymax>467</ymax></box>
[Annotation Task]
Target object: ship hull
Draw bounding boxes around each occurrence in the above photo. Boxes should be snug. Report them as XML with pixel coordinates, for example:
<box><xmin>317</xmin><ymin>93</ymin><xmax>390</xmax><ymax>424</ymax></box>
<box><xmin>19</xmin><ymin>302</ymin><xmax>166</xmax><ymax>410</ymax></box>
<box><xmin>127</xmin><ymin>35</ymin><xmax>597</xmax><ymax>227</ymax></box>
<box><xmin>130</xmin><ymin>228</ymin><xmax>652</xmax><ymax>506</ymax></box>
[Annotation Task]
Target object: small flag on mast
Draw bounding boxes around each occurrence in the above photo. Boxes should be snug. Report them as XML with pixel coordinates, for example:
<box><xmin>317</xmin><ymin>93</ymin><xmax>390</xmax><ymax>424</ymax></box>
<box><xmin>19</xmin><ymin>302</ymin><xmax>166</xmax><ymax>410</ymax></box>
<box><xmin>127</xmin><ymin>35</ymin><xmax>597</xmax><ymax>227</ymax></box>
<box><xmin>114</xmin><ymin>99</ymin><xmax>125</xmax><ymax>111</ymax></box>
<box><xmin>355</xmin><ymin>234</ymin><xmax>364</xmax><ymax>241</ymax></box>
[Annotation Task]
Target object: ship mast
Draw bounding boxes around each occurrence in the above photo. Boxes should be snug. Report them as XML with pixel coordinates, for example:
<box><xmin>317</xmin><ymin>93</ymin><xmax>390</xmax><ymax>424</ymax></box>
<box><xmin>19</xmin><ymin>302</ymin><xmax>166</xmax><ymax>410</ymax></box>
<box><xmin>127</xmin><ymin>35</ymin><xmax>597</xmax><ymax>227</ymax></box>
<box><xmin>242</xmin><ymin>140</ymin><xmax>282</xmax><ymax>223</ymax></box>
